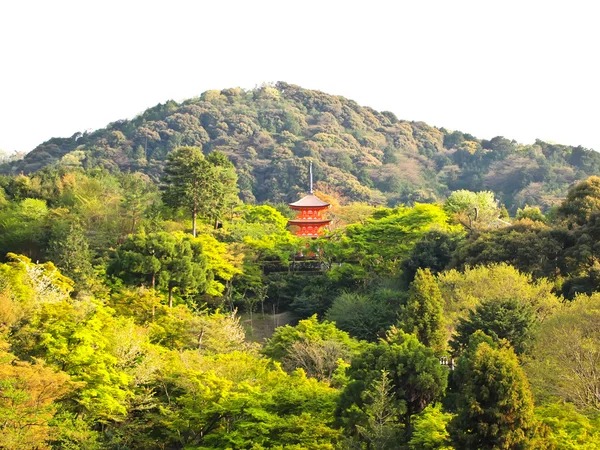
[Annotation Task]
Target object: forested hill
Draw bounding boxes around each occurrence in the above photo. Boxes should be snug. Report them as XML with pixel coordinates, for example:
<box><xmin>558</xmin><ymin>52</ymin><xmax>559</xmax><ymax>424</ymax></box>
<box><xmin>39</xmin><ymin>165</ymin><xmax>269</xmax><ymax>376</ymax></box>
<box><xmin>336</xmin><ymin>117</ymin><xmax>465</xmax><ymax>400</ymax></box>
<box><xmin>5</xmin><ymin>82</ymin><xmax>599</xmax><ymax>211</ymax></box>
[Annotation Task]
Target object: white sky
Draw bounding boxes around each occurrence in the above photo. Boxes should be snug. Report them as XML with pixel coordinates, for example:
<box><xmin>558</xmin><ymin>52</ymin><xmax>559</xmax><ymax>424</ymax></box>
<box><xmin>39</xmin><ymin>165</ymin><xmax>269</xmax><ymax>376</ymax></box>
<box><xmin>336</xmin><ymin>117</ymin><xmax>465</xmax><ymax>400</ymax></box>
<box><xmin>1</xmin><ymin>0</ymin><xmax>599</xmax><ymax>154</ymax></box>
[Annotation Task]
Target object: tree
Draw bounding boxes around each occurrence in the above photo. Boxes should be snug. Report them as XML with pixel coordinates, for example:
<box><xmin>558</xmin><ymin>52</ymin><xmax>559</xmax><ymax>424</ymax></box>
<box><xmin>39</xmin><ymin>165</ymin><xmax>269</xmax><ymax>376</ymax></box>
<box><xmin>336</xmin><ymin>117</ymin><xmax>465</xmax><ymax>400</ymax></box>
<box><xmin>337</xmin><ymin>329</ymin><xmax>448</xmax><ymax>442</ymax></box>
<box><xmin>13</xmin><ymin>299</ymin><xmax>133</xmax><ymax>423</ymax></box>
<box><xmin>327</xmin><ymin>204</ymin><xmax>459</xmax><ymax>276</ymax></box>
<box><xmin>399</xmin><ymin>268</ymin><xmax>446</xmax><ymax>354</ymax></box>
<box><xmin>0</xmin><ymin>198</ymin><xmax>50</xmax><ymax>261</ymax></box>
<box><xmin>401</xmin><ymin>230</ymin><xmax>463</xmax><ymax>285</ymax></box>
<box><xmin>449</xmin><ymin>334</ymin><xmax>536</xmax><ymax>449</ymax></box>
<box><xmin>205</xmin><ymin>151</ymin><xmax>239</xmax><ymax>228</ymax></box>
<box><xmin>152</xmin><ymin>351</ymin><xmax>339</xmax><ymax>449</ymax></box>
<box><xmin>450</xmin><ymin>297</ymin><xmax>537</xmax><ymax>356</ymax></box>
<box><xmin>445</xmin><ymin>190</ymin><xmax>501</xmax><ymax>231</ymax></box>
<box><xmin>351</xmin><ymin>370</ymin><xmax>405</xmax><ymax>449</ymax></box>
<box><xmin>525</xmin><ymin>293</ymin><xmax>600</xmax><ymax>410</ymax></box>
<box><xmin>0</xmin><ymin>341</ymin><xmax>73</xmax><ymax>450</ymax></box>
<box><xmin>148</xmin><ymin>305</ymin><xmax>248</xmax><ymax>353</ymax></box>
<box><xmin>119</xmin><ymin>172</ymin><xmax>157</xmax><ymax>234</ymax></box>
<box><xmin>534</xmin><ymin>402</ymin><xmax>600</xmax><ymax>449</ymax></box>
<box><xmin>108</xmin><ymin>231</ymin><xmax>208</xmax><ymax>307</ymax></box>
<box><xmin>162</xmin><ymin>146</ymin><xmax>211</xmax><ymax>237</ymax></box>
<box><xmin>453</xmin><ymin>219</ymin><xmax>566</xmax><ymax>280</ymax></box>
<box><xmin>515</xmin><ymin>206</ymin><xmax>546</xmax><ymax>222</ymax></box>
<box><xmin>557</xmin><ymin>176</ymin><xmax>600</xmax><ymax>226</ymax></box>
<box><xmin>408</xmin><ymin>404</ymin><xmax>453</xmax><ymax>450</ymax></box>
<box><xmin>436</xmin><ymin>263</ymin><xmax>561</xmax><ymax>332</ymax></box>
<box><xmin>263</xmin><ymin>315</ymin><xmax>359</xmax><ymax>382</ymax></box>
<box><xmin>46</xmin><ymin>218</ymin><xmax>93</xmax><ymax>290</ymax></box>
<box><xmin>326</xmin><ymin>292</ymin><xmax>394</xmax><ymax>341</ymax></box>
<box><xmin>162</xmin><ymin>147</ymin><xmax>238</xmax><ymax>236</ymax></box>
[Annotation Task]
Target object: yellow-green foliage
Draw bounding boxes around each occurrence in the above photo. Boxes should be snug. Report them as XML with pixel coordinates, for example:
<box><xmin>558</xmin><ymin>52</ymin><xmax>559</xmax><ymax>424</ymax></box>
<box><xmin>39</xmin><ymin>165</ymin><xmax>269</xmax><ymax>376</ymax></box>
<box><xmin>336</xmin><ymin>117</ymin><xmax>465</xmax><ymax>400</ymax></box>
<box><xmin>526</xmin><ymin>293</ymin><xmax>600</xmax><ymax>411</ymax></box>
<box><xmin>437</xmin><ymin>263</ymin><xmax>561</xmax><ymax>332</ymax></box>
<box><xmin>535</xmin><ymin>403</ymin><xmax>600</xmax><ymax>449</ymax></box>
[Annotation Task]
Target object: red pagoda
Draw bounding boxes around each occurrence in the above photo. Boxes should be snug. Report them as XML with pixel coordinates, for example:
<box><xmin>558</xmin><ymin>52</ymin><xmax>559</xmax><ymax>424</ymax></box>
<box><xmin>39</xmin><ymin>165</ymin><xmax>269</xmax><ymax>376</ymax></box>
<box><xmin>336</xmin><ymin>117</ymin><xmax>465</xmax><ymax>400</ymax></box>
<box><xmin>288</xmin><ymin>162</ymin><xmax>331</xmax><ymax>238</ymax></box>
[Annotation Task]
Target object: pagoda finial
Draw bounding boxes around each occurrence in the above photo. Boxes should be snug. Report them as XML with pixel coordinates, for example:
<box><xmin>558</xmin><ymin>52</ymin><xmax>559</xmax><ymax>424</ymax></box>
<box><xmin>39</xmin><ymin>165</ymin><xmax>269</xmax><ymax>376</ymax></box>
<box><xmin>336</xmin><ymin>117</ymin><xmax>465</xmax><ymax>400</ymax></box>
<box><xmin>309</xmin><ymin>160</ymin><xmax>313</xmax><ymax>194</ymax></box>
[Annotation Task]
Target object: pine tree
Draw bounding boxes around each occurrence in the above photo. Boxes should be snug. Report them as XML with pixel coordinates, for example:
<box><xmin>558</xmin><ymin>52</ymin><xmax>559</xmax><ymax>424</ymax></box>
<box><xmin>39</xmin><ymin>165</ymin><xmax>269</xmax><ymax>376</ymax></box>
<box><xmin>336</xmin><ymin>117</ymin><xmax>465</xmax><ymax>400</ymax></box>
<box><xmin>161</xmin><ymin>147</ymin><xmax>238</xmax><ymax>236</ymax></box>
<box><xmin>354</xmin><ymin>370</ymin><xmax>404</xmax><ymax>449</ymax></box>
<box><xmin>161</xmin><ymin>146</ymin><xmax>212</xmax><ymax>237</ymax></box>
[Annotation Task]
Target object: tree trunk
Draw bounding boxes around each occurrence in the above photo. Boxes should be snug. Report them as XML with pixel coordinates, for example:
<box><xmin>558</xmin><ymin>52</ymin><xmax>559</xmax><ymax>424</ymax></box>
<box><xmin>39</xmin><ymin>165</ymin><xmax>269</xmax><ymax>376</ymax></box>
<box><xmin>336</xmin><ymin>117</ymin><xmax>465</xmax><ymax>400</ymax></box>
<box><xmin>192</xmin><ymin>209</ymin><xmax>197</xmax><ymax>237</ymax></box>
<box><xmin>151</xmin><ymin>273</ymin><xmax>156</xmax><ymax>289</ymax></box>
<box><xmin>168</xmin><ymin>286</ymin><xmax>173</xmax><ymax>308</ymax></box>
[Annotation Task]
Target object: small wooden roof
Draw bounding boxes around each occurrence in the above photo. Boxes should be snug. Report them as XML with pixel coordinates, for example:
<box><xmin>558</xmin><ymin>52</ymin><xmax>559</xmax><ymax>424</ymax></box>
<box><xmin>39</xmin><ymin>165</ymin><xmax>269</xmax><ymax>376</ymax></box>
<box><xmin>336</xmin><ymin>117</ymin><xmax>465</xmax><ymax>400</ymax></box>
<box><xmin>289</xmin><ymin>194</ymin><xmax>330</xmax><ymax>208</ymax></box>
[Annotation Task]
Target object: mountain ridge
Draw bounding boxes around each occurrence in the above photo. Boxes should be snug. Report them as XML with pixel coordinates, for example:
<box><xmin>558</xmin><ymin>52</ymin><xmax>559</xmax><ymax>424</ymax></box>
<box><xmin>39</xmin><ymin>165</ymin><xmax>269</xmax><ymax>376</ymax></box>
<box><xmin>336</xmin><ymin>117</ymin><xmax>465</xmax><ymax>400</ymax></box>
<box><xmin>4</xmin><ymin>82</ymin><xmax>598</xmax><ymax>211</ymax></box>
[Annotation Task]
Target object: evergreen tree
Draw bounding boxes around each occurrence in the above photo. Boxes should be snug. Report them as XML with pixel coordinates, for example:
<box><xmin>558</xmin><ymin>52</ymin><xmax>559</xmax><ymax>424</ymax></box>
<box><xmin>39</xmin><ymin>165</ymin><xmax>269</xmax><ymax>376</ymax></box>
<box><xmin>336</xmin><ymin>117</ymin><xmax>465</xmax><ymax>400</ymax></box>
<box><xmin>557</xmin><ymin>175</ymin><xmax>600</xmax><ymax>225</ymax></box>
<box><xmin>47</xmin><ymin>219</ymin><xmax>93</xmax><ymax>289</ymax></box>
<box><xmin>161</xmin><ymin>146</ymin><xmax>212</xmax><ymax>237</ymax></box>
<box><xmin>353</xmin><ymin>370</ymin><xmax>404</xmax><ymax>449</ymax></box>
<box><xmin>399</xmin><ymin>268</ymin><xmax>446</xmax><ymax>354</ymax></box>
<box><xmin>449</xmin><ymin>333</ymin><xmax>536</xmax><ymax>449</ymax></box>
<box><xmin>450</xmin><ymin>297</ymin><xmax>536</xmax><ymax>355</ymax></box>
<box><xmin>161</xmin><ymin>147</ymin><xmax>237</xmax><ymax>236</ymax></box>
<box><xmin>337</xmin><ymin>329</ymin><xmax>448</xmax><ymax>444</ymax></box>
<box><xmin>108</xmin><ymin>231</ymin><xmax>208</xmax><ymax>307</ymax></box>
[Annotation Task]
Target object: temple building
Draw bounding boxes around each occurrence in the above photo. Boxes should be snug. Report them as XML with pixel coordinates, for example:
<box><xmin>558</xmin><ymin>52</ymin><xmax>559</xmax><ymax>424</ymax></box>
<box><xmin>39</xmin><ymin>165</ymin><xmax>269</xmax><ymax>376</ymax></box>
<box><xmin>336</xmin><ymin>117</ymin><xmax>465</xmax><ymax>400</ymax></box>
<box><xmin>288</xmin><ymin>162</ymin><xmax>331</xmax><ymax>238</ymax></box>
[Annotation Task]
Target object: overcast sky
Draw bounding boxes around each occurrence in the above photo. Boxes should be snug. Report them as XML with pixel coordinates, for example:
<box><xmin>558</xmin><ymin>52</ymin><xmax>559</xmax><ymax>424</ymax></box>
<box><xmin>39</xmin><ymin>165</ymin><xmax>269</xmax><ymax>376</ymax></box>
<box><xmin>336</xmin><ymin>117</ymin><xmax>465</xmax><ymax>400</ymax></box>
<box><xmin>1</xmin><ymin>0</ymin><xmax>598</xmax><ymax>154</ymax></box>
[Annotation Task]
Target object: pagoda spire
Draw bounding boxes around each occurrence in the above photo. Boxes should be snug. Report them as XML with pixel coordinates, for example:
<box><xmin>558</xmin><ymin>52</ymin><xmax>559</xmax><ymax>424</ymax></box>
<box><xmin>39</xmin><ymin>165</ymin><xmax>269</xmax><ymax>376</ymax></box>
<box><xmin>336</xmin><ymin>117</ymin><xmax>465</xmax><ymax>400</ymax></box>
<box><xmin>309</xmin><ymin>160</ymin><xmax>313</xmax><ymax>194</ymax></box>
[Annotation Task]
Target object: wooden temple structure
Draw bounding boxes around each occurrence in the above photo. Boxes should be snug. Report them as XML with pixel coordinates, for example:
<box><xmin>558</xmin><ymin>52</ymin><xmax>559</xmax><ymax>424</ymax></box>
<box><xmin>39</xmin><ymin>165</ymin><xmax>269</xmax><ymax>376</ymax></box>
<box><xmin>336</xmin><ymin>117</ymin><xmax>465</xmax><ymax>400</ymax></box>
<box><xmin>288</xmin><ymin>162</ymin><xmax>331</xmax><ymax>238</ymax></box>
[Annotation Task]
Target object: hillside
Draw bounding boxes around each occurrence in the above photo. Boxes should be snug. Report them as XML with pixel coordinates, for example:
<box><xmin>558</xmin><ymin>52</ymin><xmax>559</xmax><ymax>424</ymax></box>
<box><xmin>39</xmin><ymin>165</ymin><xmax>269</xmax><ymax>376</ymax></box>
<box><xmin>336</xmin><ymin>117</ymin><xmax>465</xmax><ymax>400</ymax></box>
<box><xmin>4</xmin><ymin>82</ymin><xmax>599</xmax><ymax>211</ymax></box>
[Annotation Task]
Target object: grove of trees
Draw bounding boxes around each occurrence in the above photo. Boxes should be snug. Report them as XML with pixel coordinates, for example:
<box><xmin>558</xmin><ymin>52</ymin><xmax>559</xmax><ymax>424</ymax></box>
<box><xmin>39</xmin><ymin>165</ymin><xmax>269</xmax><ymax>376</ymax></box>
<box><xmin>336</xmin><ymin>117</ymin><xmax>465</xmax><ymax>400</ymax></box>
<box><xmin>1</xmin><ymin>84</ymin><xmax>600</xmax><ymax>448</ymax></box>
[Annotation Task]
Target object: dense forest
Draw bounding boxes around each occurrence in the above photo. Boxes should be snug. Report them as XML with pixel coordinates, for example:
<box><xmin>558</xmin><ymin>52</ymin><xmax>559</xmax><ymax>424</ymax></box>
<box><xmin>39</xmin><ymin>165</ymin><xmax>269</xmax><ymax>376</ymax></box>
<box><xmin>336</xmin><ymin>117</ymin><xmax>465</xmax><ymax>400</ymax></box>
<box><xmin>2</xmin><ymin>85</ymin><xmax>600</xmax><ymax>449</ymax></box>
<box><xmin>2</xmin><ymin>83</ymin><xmax>599</xmax><ymax>212</ymax></box>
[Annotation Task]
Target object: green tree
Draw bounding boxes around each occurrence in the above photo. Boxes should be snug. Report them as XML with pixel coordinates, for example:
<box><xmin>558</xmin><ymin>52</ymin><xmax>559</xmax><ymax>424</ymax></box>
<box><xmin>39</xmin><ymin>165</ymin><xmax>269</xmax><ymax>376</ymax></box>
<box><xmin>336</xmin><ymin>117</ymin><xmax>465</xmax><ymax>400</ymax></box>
<box><xmin>108</xmin><ymin>231</ymin><xmax>208</xmax><ymax>307</ymax></box>
<box><xmin>445</xmin><ymin>190</ymin><xmax>501</xmax><ymax>231</ymax></box>
<box><xmin>436</xmin><ymin>263</ymin><xmax>561</xmax><ymax>333</ymax></box>
<box><xmin>205</xmin><ymin>151</ymin><xmax>239</xmax><ymax>228</ymax></box>
<box><xmin>534</xmin><ymin>402</ymin><xmax>600</xmax><ymax>449</ymax></box>
<box><xmin>332</xmin><ymin>203</ymin><xmax>460</xmax><ymax>276</ymax></box>
<box><xmin>525</xmin><ymin>293</ymin><xmax>600</xmax><ymax>410</ymax></box>
<box><xmin>399</xmin><ymin>268</ymin><xmax>446</xmax><ymax>354</ymax></box>
<box><xmin>401</xmin><ymin>230</ymin><xmax>464</xmax><ymax>285</ymax></box>
<box><xmin>408</xmin><ymin>404</ymin><xmax>453</xmax><ymax>450</ymax></box>
<box><xmin>450</xmin><ymin>297</ymin><xmax>537</xmax><ymax>356</ymax></box>
<box><xmin>449</xmin><ymin>334</ymin><xmax>536</xmax><ymax>449</ymax></box>
<box><xmin>0</xmin><ymin>198</ymin><xmax>50</xmax><ymax>261</ymax></box>
<box><xmin>557</xmin><ymin>176</ymin><xmax>600</xmax><ymax>226</ymax></box>
<box><xmin>152</xmin><ymin>351</ymin><xmax>339</xmax><ymax>449</ymax></box>
<box><xmin>13</xmin><ymin>299</ymin><xmax>133</xmax><ymax>423</ymax></box>
<box><xmin>453</xmin><ymin>219</ymin><xmax>566</xmax><ymax>280</ymax></box>
<box><xmin>337</xmin><ymin>329</ymin><xmax>448</xmax><ymax>442</ymax></box>
<box><xmin>263</xmin><ymin>315</ymin><xmax>359</xmax><ymax>382</ymax></box>
<box><xmin>119</xmin><ymin>172</ymin><xmax>157</xmax><ymax>234</ymax></box>
<box><xmin>351</xmin><ymin>369</ymin><xmax>405</xmax><ymax>450</ymax></box>
<box><xmin>516</xmin><ymin>206</ymin><xmax>546</xmax><ymax>222</ymax></box>
<box><xmin>326</xmin><ymin>292</ymin><xmax>394</xmax><ymax>341</ymax></box>
<box><xmin>162</xmin><ymin>146</ymin><xmax>211</xmax><ymax>237</ymax></box>
<box><xmin>162</xmin><ymin>147</ymin><xmax>238</xmax><ymax>236</ymax></box>
<box><xmin>46</xmin><ymin>219</ymin><xmax>93</xmax><ymax>290</ymax></box>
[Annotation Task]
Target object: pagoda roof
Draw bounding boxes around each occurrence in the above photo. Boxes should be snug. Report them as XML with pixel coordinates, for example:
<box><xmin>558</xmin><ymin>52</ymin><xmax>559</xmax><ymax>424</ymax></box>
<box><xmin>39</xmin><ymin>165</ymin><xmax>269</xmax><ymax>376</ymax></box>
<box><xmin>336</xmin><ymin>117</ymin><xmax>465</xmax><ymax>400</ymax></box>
<box><xmin>289</xmin><ymin>194</ymin><xmax>330</xmax><ymax>208</ymax></box>
<box><xmin>288</xmin><ymin>219</ymin><xmax>332</xmax><ymax>225</ymax></box>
